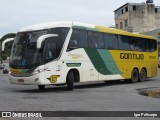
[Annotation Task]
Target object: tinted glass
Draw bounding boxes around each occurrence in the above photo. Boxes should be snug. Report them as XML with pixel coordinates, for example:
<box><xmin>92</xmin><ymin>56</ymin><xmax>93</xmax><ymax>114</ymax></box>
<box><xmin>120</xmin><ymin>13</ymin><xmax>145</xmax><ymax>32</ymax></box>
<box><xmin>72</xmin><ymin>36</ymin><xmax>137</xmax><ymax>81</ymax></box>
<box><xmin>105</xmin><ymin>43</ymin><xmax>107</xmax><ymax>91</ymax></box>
<box><xmin>68</xmin><ymin>28</ymin><xmax>157</xmax><ymax>52</ymax></box>
<box><xmin>44</xmin><ymin>38</ymin><xmax>57</xmax><ymax>63</ymax></box>
<box><xmin>88</xmin><ymin>32</ymin><xmax>96</xmax><ymax>48</ymax></box>
<box><xmin>10</xmin><ymin>30</ymin><xmax>47</xmax><ymax>68</ymax></box>
<box><xmin>88</xmin><ymin>31</ymin><xmax>104</xmax><ymax>49</ymax></box>
<box><xmin>104</xmin><ymin>34</ymin><xmax>118</xmax><ymax>49</ymax></box>
<box><xmin>50</xmin><ymin>28</ymin><xmax>69</xmax><ymax>55</ymax></box>
<box><xmin>119</xmin><ymin>35</ymin><xmax>131</xmax><ymax>50</ymax></box>
<box><xmin>68</xmin><ymin>29</ymin><xmax>88</xmax><ymax>49</ymax></box>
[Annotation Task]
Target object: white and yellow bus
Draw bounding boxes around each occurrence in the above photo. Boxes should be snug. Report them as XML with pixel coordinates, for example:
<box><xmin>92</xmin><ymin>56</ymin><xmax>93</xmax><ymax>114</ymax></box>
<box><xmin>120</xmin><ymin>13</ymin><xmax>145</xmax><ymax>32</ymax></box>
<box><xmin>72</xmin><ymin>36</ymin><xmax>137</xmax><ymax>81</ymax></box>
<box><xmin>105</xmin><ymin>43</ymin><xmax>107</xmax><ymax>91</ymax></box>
<box><xmin>2</xmin><ymin>21</ymin><xmax>158</xmax><ymax>90</ymax></box>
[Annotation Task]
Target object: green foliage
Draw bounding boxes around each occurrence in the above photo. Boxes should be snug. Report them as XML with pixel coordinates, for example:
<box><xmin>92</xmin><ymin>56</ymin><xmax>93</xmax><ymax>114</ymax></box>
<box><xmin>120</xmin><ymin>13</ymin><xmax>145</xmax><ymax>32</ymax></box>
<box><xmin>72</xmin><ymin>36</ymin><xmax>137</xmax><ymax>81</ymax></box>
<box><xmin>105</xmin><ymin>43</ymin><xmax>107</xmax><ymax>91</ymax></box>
<box><xmin>1</xmin><ymin>53</ymin><xmax>7</xmax><ymax>60</ymax></box>
<box><xmin>0</xmin><ymin>33</ymin><xmax>16</xmax><ymax>60</ymax></box>
<box><xmin>0</xmin><ymin>33</ymin><xmax>16</xmax><ymax>42</ymax></box>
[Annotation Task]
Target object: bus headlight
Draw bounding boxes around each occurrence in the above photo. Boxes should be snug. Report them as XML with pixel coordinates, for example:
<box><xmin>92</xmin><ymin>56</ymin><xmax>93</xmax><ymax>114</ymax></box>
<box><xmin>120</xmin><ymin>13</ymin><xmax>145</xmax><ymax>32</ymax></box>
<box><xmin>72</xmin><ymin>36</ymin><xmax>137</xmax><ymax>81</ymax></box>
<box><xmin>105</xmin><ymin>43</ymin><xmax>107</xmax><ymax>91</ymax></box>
<box><xmin>33</xmin><ymin>69</ymin><xmax>46</xmax><ymax>75</ymax></box>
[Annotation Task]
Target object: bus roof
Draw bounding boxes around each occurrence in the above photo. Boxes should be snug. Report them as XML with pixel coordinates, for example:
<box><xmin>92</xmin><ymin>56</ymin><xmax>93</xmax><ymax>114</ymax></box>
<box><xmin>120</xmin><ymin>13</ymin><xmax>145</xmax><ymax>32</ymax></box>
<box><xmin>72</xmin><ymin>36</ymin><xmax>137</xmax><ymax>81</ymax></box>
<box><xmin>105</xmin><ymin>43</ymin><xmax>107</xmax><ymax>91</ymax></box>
<box><xmin>19</xmin><ymin>21</ymin><xmax>156</xmax><ymax>40</ymax></box>
<box><xmin>95</xmin><ymin>26</ymin><xmax>156</xmax><ymax>40</ymax></box>
<box><xmin>19</xmin><ymin>21</ymin><xmax>73</xmax><ymax>32</ymax></box>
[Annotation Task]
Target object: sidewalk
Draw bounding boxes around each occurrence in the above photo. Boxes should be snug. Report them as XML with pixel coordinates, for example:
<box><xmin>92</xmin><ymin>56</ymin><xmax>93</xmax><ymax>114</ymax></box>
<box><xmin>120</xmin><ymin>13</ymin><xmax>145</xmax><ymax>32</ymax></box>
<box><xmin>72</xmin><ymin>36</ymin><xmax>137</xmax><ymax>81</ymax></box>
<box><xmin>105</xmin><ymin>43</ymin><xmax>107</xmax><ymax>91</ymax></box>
<box><xmin>148</xmin><ymin>88</ymin><xmax>160</xmax><ymax>98</ymax></box>
<box><xmin>137</xmin><ymin>87</ymin><xmax>160</xmax><ymax>98</ymax></box>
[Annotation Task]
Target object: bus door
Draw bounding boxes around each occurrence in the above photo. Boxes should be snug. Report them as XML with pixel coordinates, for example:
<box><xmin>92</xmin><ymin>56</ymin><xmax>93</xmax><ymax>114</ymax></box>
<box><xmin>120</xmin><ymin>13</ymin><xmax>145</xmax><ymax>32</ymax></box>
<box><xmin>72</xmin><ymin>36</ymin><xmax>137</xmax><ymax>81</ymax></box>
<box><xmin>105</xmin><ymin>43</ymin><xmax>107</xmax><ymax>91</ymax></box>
<box><xmin>43</xmin><ymin>38</ymin><xmax>58</xmax><ymax>84</ymax></box>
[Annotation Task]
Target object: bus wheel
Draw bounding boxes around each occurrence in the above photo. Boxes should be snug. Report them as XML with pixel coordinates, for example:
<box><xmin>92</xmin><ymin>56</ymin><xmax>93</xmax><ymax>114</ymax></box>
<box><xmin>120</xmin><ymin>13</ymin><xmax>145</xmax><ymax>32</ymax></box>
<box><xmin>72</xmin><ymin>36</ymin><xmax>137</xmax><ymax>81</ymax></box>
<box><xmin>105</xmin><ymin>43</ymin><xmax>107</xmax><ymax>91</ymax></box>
<box><xmin>66</xmin><ymin>71</ymin><xmax>74</xmax><ymax>91</ymax></box>
<box><xmin>139</xmin><ymin>68</ymin><xmax>146</xmax><ymax>82</ymax></box>
<box><xmin>38</xmin><ymin>85</ymin><xmax>45</xmax><ymax>90</ymax></box>
<box><xmin>130</xmin><ymin>69</ymin><xmax>139</xmax><ymax>83</ymax></box>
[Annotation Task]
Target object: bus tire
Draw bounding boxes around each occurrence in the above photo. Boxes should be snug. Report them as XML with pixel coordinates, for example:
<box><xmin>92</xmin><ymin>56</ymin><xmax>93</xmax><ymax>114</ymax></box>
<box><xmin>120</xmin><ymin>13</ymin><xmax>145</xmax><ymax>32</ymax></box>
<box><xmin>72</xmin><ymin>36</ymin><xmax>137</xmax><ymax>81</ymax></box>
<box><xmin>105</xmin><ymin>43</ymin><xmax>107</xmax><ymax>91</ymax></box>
<box><xmin>139</xmin><ymin>68</ymin><xmax>146</xmax><ymax>82</ymax></box>
<box><xmin>66</xmin><ymin>71</ymin><xmax>74</xmax><ymax>91</ymax></box>
<box><xmin>38</xmin><ymin>85</ymin><xmax>45</xmax><ymax>90</ymax></box>
<box><xmin>130</xmin><ymin>69</ymin><xmax>139</xmax><ymax>83</ymax></box>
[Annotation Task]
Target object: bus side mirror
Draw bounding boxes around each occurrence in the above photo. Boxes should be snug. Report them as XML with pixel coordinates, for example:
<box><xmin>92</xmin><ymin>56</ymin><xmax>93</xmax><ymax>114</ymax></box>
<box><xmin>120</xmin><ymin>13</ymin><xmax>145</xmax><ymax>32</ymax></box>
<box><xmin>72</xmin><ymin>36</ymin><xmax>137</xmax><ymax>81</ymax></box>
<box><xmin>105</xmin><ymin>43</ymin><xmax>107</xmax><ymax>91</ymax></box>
<box><xmin>2</xmin><ymin>38</ymin><xmax>14</xmax><ymax>51</ymax></box>
<box><xmin>36</xmin><ymin>34</ymin><xmax>58</xmax><ymax>49</ymax></box>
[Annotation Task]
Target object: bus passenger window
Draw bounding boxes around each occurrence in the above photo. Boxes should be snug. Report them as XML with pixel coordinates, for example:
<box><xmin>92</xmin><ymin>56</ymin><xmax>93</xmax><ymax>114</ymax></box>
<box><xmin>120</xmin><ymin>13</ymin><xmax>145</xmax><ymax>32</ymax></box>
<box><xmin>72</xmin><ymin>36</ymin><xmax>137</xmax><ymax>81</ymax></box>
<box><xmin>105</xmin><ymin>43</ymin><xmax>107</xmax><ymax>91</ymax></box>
<box><xmin>146</xmin><ymin>39</ymin><xmax>150</xmax><ymax>52</ymax></box>
<box><xmin>119</xmin><ymin>35</ymin><xmax>131</xmax><ymax>50</ymax></box>
<box><xmin>68</xmin><ymin>30</ymin><xmax>80</xmax><ymax>49</ymax></box>
<box><xmin>104</xmin><ymin>34</ymin><xmax>118</xmax><ymax>49</ymax></box>
<box><xmin>69</xmin><ymin>40</ymin><xmax>78</xmax><ymax>48</ymax></box>
<box><xmin>68</xmin><ymin>29</ymin><xmax>88</xmax><ymax>50</ymax></box>
<box><xmin>88</xmin><ymin>31</ymin><xmax>96</xmax><ymax>48</ymax></box>
<box><xmin>139</xmin><ymin>38</ymin><xmax>145</xmax><ymax>51</ymax></box>
<box><xmin>104</xmin><ymin>34</ymin><xmax>113</xmax><ymax>49</ymax></box>
<box><xmin>96</xmin><ymin>33</ymin><xmax>104</xmax><ymax>49</ymax></box>
<box><xmin>151</xmin><ymin>40</ymin><xmax>156</xmax><ymax>52</ymax></box>
<box><xmin>88</xmin><ymin>31</ymin><xmax>104</xmax><ymax>49</ymax></box>
<box><xmin>130</xmin><ymin>37</ymin><xmax>136</xmax><ymax>51</ymax></box>
<box><xmin>130</xmin><ymin>37</ymin><xmax>140</xmax><ymax>51</ymax></box>
<box><xmin>89</xmin><ymin>32</ymin><xmax>104</xmax><ymax>49</ymax></box>
<box><xmin>79</xmin><ymin>30</ymin><xmax>88</xmax><ymax>48</ymax></box>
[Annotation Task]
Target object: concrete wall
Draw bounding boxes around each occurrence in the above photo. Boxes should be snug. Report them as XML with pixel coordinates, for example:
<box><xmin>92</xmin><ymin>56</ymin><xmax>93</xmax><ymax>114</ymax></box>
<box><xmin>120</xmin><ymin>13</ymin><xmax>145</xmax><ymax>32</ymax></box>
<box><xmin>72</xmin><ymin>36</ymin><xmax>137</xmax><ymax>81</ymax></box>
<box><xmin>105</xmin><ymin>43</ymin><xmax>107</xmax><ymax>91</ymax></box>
<box><xmin>115</xmin><ymin>12</ymin><xmax>129</xmax><ymax>31</ymax></box>
<box><xmin>114</xmin><ymin>3</ymin><xmax>160</xmax><ymax>33</ymax></box>
<box><xmin>155</xmin><ymin>12</ymin><xmax>160</xmax><ymax>27</ymax></box>
<box><xmin>130</xmin><ymin>4</ymin><xmax>156</xmax><ymax>33</ymax></box>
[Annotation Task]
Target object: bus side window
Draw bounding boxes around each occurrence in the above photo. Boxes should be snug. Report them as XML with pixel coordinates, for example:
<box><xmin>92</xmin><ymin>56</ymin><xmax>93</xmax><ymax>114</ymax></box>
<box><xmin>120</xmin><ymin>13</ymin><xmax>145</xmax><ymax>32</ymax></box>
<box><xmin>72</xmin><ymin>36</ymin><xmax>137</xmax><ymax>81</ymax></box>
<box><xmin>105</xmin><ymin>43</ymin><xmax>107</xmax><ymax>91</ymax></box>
<box><xmin>68</xmin><ymin>29</ymin><xmax>80</xmax><ymax>49</ymax></box>
<box><xmin>130</xmin><ymin>37</ymin><xmax>136</xmax><ymax>51</ymax></box>
<box><xmin>69</xmin><ymin>40</ymin><xmax>78</xmax><ymax>48</ymax></box>
<box><xmin>130</xmin><ymin>37</ymin><xmax>140</xmax><ymax>51</ymax></box>
<box><xmin>68</xmin><ymin>29</ymin><xmax>88</xmax><ymax>50</ymax></box>
<box><xmin>104</xmin><ymin>33</ymin><xmax>118</xmax><ymax>50</ymax></box>
<box><xmin>104</xmin><ymin>33</ymin><xmax>113</xmax><ymax>49</ymax></box>
<box><xmin>79</xmin><ymin>30</ymin><xmax>88</xmax><ymax>48</ymax></box>
<box><xmin>112</xmin><ymin>35</ymin><xmax>118</xmax><ymax>49</ymax></box>
<box><xmin>151</xmin><ymin>40</ymin><xmax>157</xmax><ymax>52</ymax></box>
<box><xmin>143</xmin><ymin>39</ymin><xmax>148</xmax><ymax>51</ymax></box>
<box><xmin>50</xmin><ymin>27</ymin><xmax>69</xmax><ymax>54</ymax></box>
<box><xmin>146</xmin><ymin>39</ymin><xmax>151</xmax><ymax>52</ymax></box>
<box><xmin>119</xmin><ymin>35</ymin><xmax>131</xmax><ymax>50</ymax></box>
<box><xmin>148</xmin><ymin>40</ymin><xmax>152</xmax><ymax>51</ymax></box>
<box><xmin>88</xmin><ymin>31</ymin><xmax>96</xmax><ymax>48</ymax></box>
<box><xmin>96</xmin><ymin>32</ymin><xmax>104</xmax><ymax>49</ymax></box>
<box><xmin>139</xmin><ymin>38</ymin><xmax>144</xmax><ymax>51</ymax></box>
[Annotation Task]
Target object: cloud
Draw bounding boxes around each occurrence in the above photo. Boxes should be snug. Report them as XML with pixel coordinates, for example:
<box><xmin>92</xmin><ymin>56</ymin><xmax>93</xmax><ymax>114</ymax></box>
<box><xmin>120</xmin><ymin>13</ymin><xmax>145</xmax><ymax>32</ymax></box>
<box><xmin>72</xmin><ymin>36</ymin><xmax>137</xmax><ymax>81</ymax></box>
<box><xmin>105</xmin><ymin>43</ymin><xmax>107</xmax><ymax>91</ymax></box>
<box><xmin>0</xmin><ymin>0</ymin><xmax>159</xmax><ymax>35</ymax></box>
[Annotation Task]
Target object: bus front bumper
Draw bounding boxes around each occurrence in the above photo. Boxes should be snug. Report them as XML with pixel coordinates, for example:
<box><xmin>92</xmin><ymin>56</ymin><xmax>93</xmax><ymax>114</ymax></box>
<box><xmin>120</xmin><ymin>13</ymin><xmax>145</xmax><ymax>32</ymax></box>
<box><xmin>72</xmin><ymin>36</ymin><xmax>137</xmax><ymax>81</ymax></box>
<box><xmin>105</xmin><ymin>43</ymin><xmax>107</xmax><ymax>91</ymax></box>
<box><xmin>8</xmin><ymin>73</ymin><xmax>44</xmax><ymax>85</ymax></box>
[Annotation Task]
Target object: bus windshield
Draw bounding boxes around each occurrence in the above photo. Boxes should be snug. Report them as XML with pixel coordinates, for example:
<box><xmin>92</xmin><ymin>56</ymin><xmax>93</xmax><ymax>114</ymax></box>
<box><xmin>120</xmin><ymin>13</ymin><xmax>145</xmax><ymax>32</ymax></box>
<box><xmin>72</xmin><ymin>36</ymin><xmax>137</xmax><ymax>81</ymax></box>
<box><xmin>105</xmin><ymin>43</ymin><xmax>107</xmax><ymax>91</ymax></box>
<box><xmin>10</xmin><ymin>30</ymin><xmax>47</xmax><ymax>68</ymax></box>
<box><xmin>10</xmin><ymin>28</ymin><xmax>69</xmax><ymax>69</ymax></box>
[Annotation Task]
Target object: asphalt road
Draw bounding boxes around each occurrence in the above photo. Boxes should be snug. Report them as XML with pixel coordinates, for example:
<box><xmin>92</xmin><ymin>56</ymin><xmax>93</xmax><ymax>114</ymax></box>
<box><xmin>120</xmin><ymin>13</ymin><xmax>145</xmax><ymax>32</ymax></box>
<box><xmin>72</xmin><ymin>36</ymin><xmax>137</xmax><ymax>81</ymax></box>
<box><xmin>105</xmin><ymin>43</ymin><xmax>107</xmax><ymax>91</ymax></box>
<box><xmin>0</xmin><ymin>69</ymin><xmax>160</xmax><ymax>120</ymax></box>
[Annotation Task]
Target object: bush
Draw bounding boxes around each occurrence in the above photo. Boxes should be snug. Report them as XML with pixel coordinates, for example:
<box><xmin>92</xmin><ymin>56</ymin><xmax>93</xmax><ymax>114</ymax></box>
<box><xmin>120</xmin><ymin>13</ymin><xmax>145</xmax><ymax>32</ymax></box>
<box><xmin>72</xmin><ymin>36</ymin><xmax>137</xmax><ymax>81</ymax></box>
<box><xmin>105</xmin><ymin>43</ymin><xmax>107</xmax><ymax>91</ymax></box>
<box><xmin>0</xmin><ymin>33</ymin><xmax>16</xmax><ymax>60</ymax></box>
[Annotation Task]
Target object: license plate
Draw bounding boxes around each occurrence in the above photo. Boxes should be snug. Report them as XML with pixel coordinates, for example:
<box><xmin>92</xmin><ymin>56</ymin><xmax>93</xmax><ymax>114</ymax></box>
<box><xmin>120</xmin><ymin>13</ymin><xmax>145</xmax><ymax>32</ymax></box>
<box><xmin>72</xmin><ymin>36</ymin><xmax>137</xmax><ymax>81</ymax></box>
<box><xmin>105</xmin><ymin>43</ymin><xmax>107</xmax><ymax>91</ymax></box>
<box><xmin>18</xmin><ymin>79</ymin><xmax>24</xmax><ymax>83</ymax></box>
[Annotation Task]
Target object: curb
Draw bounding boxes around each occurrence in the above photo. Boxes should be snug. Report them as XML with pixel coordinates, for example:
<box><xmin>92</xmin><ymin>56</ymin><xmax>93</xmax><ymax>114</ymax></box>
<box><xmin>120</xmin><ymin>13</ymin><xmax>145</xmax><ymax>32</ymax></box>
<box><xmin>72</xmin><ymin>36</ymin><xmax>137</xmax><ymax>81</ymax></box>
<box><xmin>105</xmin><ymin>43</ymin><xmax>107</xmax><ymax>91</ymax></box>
<box><xmin>147</xmin><ymin>88</ymin><xmax>160</xmax><ymax>97</ymax></box>
<box><xmin>137</xmin><ymin>87</ymin><xmax>160</xmax><ymax>98</ymax></box>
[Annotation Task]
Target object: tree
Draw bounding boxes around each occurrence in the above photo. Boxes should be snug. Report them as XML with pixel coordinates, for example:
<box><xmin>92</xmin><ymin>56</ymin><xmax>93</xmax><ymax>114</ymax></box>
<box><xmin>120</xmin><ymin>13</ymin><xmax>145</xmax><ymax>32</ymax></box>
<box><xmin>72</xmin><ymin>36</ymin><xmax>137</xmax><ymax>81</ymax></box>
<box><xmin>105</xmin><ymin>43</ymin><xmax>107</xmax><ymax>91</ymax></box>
<box><xmin>0</xmin><ymin>33</ymin><xmax>16</xmax><ymax>62</ymax></box>
<box><xmin>0</xmin><ymin>33</ymin><xmax>16</xmax><ymax>42</ymax></box>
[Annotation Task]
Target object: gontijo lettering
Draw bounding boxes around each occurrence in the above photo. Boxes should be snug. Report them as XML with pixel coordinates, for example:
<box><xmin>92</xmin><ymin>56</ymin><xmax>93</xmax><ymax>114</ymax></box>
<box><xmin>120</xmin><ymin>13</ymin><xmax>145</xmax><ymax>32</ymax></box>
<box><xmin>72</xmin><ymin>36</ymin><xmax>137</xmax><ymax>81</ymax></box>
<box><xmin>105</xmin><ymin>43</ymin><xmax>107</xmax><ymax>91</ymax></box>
<box><xmin>120</xmin><ymin>53</ymin><xmax>144</xmax><ymax>60</ymax></box>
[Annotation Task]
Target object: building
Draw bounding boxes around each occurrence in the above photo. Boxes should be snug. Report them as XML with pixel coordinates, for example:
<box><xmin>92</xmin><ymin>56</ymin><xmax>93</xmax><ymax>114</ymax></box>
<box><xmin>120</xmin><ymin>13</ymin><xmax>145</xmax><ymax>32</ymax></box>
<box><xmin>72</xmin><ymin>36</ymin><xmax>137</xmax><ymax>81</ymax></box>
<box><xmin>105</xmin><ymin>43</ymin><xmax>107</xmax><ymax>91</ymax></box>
<box><xmin>114</xmin><ymin>2</ymin><xmax>160</xmax><ymax>33</ymax></box>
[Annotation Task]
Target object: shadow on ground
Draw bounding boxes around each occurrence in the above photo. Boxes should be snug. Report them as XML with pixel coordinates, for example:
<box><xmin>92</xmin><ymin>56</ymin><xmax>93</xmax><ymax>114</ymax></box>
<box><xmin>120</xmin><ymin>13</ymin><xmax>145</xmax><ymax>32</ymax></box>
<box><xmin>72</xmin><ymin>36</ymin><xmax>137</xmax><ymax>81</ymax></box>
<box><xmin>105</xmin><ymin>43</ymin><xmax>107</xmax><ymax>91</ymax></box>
<box><xmin>11</xmin><ymin>79</ymin><xmax>154</xmax><ymax>93</ymax></box>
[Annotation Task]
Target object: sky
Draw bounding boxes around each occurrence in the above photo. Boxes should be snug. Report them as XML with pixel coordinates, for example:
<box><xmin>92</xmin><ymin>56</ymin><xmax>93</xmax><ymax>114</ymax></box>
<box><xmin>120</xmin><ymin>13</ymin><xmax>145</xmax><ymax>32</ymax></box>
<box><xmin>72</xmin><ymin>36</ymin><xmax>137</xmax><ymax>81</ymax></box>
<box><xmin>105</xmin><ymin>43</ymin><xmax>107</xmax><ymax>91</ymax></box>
<box><xmin>0</xmin><ymin>0</ymin><xmax>160</xmax><ymax>37</ymax></box>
